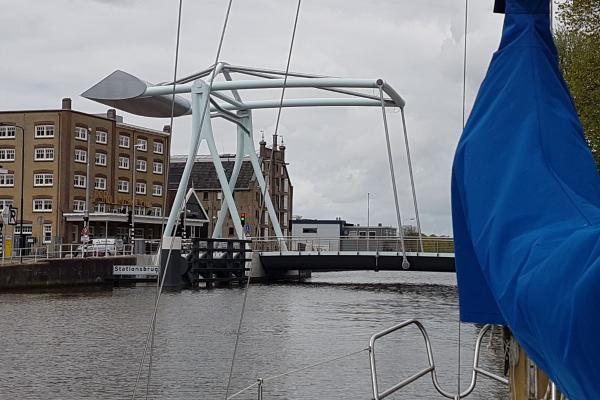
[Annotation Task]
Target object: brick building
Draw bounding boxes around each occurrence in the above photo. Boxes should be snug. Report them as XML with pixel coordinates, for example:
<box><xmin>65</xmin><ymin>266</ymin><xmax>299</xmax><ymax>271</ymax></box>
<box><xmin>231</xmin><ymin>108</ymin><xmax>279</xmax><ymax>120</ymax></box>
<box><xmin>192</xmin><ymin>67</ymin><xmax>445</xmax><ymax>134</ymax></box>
<box><xmin>168</xmin><ymin>136</ymin><xmax>293</xmax><ymax>238</ymax></box>
<box><xmin>0</xmin><ymin>98</ymin><xmax>170</xmax><ymax>249</ymax></box>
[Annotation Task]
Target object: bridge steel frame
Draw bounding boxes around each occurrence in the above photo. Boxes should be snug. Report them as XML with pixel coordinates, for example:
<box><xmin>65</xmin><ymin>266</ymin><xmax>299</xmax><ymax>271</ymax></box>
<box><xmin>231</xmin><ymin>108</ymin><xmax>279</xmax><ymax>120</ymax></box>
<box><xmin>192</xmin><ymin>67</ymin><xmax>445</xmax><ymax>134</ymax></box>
<box><xmin>82</xmin><ymin>63</ymin><xmax>410</xmax><ymax>251</ymax></box>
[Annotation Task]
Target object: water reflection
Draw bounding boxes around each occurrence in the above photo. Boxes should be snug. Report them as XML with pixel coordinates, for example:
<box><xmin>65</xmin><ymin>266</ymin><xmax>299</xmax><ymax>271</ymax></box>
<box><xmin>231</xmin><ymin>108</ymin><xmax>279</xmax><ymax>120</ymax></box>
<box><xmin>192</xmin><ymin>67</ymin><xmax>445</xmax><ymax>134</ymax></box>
<box><xmin>0</xmin><ymin>271</ymin><xmax>508</xmax><ymax>399</ymax></box>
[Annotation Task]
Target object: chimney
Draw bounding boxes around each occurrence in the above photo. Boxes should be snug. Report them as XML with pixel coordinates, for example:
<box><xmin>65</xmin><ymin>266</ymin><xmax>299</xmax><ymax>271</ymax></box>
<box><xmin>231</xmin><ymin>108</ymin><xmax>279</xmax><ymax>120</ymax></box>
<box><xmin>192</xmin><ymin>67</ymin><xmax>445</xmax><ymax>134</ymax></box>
<box><xmin>61</xmin><ymin>98</ymin><xmax>72</xmax><ymax>110</ymax></box>
<box><xmin>259</xmin><ymin>130</ymin><xmax>267</xmax><ymax>157</ymax></box>
<box><xmin>279</xmin><ymin>137</ymin><xmax>286</xmax><ymax>159</ymax></box>
<box><xmin>163</xmin><ymin>125</ymin><xmax>171</xmax><ymax>133</ymax></box>
<box><xmin>107</xmin><ymin>109</ymin><xmax>117</xmax><ymax>120</ymax></box>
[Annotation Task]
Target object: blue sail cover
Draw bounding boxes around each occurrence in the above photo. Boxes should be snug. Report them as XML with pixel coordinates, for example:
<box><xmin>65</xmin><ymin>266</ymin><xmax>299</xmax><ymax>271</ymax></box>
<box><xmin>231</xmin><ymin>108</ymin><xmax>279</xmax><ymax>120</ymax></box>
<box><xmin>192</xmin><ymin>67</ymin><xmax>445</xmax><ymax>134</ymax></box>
<box><xmin>452</xmin><ymin>0</ymin><xmax>600</xmax><ymax>397</ymax></box>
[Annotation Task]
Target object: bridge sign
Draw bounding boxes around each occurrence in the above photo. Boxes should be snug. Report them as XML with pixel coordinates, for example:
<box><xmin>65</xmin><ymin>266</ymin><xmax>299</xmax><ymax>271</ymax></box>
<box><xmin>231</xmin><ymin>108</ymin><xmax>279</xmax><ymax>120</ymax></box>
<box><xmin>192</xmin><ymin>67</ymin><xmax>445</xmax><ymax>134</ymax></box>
<box><xmin>113</xmin><ymin>265</ymin><xmax>159</xmax><ymax>277</ymax></box>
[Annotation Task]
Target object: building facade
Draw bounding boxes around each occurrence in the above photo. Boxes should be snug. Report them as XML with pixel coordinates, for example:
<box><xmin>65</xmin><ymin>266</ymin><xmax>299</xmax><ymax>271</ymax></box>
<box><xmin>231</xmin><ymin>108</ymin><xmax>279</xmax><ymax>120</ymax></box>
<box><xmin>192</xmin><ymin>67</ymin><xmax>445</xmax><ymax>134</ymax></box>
<box><xmin>168</xmin><ymin>135</ymin><xmax>293</xmax><ymax>238</ymax></box>
<box><xmin>290</xmin><ymin>219</ymin><xmax>347</xmax><ymax>251</ymax></box>
<box><xmin>0</xmin><ymin>98</ymin><xmax>170</xmax><ymax>249</ymax></box>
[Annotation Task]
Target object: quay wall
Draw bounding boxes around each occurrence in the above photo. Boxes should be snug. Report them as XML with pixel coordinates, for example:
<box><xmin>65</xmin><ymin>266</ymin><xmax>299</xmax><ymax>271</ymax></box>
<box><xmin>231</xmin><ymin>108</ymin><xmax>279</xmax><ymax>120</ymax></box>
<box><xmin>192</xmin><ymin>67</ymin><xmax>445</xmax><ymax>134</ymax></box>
<box><xmin>0</xmin><ymin>257</ymin><xmax>136</xmax><ymax>290</ymax></box>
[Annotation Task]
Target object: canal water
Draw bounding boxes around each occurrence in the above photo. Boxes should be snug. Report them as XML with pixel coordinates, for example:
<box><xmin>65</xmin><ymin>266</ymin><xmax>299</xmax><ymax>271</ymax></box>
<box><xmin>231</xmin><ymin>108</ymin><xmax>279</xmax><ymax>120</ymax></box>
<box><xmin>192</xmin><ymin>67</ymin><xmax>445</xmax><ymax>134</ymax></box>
<box><xmin>0</xmin><ymin>271</ymin><xmax>508</xmax><ymax>399</ymax></box>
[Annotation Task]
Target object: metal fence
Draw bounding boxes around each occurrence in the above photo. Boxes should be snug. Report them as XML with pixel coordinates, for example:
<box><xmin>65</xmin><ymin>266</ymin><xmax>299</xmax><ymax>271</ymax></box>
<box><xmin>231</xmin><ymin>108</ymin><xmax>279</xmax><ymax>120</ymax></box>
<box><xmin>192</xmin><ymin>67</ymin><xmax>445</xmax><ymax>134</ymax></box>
<box><xmin>251</xmin><ymin>236</ymin><xmax>455</xmax><ymax>254</ymax></box>
<box><xmin>0</xmin><ymin>239</ymin><xmax>166</xmax><ymax>265</ymax></box>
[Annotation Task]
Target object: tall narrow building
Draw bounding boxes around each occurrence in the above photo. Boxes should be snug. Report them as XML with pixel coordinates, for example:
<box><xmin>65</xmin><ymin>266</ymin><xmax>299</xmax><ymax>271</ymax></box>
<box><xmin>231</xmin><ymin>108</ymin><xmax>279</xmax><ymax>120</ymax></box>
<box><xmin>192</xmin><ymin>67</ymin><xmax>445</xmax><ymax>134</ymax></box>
<box><xmin>168</xmin><ymin>135</ymin><xmax>293</xmax><ymax>238</ymax></box>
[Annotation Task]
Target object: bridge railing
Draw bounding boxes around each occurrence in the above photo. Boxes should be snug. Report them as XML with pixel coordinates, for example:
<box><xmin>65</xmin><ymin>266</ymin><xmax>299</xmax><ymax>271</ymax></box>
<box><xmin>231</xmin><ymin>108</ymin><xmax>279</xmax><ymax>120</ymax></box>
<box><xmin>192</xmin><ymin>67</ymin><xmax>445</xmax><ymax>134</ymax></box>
<box><xmin>251</xmin><ymin>236</ymin><xmax>454</xmax><ymax>254</ymax></box>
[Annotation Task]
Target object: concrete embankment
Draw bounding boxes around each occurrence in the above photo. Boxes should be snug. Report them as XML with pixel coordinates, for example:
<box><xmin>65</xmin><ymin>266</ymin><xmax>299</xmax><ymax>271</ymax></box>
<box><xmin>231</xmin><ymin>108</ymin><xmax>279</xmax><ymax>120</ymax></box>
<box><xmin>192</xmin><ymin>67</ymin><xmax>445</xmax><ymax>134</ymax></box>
<box><xmin>0</xmin><ymin>256</ymin><xmax>136</xmax><ymax>290</ymax></box>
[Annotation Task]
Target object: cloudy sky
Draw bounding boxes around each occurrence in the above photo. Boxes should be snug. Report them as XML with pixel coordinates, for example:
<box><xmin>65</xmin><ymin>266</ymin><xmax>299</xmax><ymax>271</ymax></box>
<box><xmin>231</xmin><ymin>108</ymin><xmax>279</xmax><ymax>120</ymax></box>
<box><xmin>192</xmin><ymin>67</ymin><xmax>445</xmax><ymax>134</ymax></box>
<box><xmin>0</xmin><ymin>0</ymin><xmax>506</xmax><ymax>235</ymax></box>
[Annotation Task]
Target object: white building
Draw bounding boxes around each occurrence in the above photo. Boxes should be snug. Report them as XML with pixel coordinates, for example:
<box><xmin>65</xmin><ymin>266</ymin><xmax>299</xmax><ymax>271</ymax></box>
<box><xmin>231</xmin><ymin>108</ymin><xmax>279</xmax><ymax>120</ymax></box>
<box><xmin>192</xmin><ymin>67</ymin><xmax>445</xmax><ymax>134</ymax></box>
<box><xmin>289</xmin><ymin>218</ymin><xmax>346</xmax><ymax>251</ymax></box>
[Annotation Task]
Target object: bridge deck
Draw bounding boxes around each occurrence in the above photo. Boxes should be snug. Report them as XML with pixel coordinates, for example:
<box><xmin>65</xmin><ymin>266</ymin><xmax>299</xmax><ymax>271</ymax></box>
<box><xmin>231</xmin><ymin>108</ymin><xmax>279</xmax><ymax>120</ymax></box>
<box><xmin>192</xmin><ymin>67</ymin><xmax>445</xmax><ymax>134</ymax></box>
<box><xmin>258</xmin><ymin>251</ymin><xmax>455</xmax><ymax>273</ymax></box>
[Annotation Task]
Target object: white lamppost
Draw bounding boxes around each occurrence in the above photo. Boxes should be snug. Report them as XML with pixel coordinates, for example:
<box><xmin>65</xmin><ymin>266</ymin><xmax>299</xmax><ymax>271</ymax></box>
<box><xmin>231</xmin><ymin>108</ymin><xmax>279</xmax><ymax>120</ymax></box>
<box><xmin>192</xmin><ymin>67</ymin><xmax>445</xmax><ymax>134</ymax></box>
<box><xmin>131</xmin><ymin>142</ymin><xmax>145</xmax><ymax>249</ymax></box>
<box><xmin>367</xmin><ymin>192</ymin><xmax>373</xmax><ymax>251</ymax></box>
<box><xmin>84</xmin><ymin>128</ymin><xmax>92</xmax><ymax>245</ymax></box>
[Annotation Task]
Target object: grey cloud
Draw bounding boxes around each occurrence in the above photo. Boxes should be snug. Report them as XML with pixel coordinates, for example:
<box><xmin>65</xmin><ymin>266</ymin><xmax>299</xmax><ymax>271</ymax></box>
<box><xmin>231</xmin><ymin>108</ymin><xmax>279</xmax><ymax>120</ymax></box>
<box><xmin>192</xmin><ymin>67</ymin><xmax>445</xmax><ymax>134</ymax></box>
<box><xmin>0</xmin><ymin>0</ymin><xmax>504</xmax><ymax>235</ymax></box>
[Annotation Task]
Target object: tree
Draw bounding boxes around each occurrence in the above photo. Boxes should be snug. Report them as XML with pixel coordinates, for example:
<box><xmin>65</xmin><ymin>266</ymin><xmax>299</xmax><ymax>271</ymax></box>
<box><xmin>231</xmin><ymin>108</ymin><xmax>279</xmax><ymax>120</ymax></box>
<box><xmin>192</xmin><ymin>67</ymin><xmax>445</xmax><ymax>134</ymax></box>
<box><xmin>555</xmin><ymin>0</ymin><xmax>600</xmax><ymax>165</ymax></box>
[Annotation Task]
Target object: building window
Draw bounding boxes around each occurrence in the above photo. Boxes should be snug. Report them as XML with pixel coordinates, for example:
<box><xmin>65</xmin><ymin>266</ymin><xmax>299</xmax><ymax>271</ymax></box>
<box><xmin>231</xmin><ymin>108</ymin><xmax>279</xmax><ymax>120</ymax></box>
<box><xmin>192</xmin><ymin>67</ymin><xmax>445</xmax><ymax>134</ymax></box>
<box><xmin>95</xmin><ymin>177</ymin><xmax>107</xmax><ymax>190</ymax></box>
<box><xmin>152</xmin><ymin>161</ymin><xmax>163</xmax><ymax>174</ymax></box>
<box><xmin>0</xmin><ymin>125</ymin><xmax>16</xmax><ymax>138</ymax></box>
<box><xmin>34</xmin><ymin>147</ymin><xmax>54</xmax><ymax>161</ymax></box>
<box><xmin>0</xmin><ymin>199</ymin><xmax>14</xmax><ymax>209</ymax></box>
<box><xmin>134</xmin><ymin>205</ymin><xmax>145</xmax><ymax>216</ymax></box>
<box><xmin>153</xmin><ymin>141</ymin><xmax>164</xmax><ymax>154</ymax></box>
<box><xmin>14</xmin><ymin>224</ymin><xmax>33</xmax><ymax>234</ymax></box>
<box><xmin>73</xmin><ymin>199</ymin><xmax>86</xmax><ymax>212</ymax></box>
<box><xmin>119</xmin><ymin>134</ymin><xmax>130</xmax><ymax>148</ymax></box>
<box><xmin>118</xmin><ymin>180</ymin><xmax>129</xmax><ymax>193</ymax></box>
<box><xmin>35</xmin><ymin>124</ymin><xmax>54</xmax><ymax>138</ymax></box>
<box><xmin>284</xmin><ymin>178</ymin><xmax>289</xmax><ymax>193</ymax></box>
<box><xmin>152</xmin><ymin>184</ymin><xmax>163</xmax><ymax>196</ymax></box>
<box><xmin>203</xmin><ymin>192</ymin><xmax>209</xmax><ymax>201</ymax></box>
<box><xmin>135</xmin><ymin>182</ymin><xmax>146</xmax><ymax>194</ymax></box>
<box><xmin>96</xmin><ymin>130</ymin><xmax>108</xmax><ymax>144</ymax></box>
<box><xmin>118</xmin><ymin>156</ymin><xmax>129</xmax><ymax>170</ymax></box>
<box><xmin>302</xmin><ymin>227</ymin><xmax>318</xmax><ymax>234</ymax></box>
<box><xmin>33</xmin><ymin>199</ymin><xmax>53</xmax><ymax>212</ymax></box>
<box><xmin>136</xmin><ymin>159</ymin><xmax>147</xmax><ymax>172</ymax></box>
<box><xmin>150</xmin><ymin>207</ymin><xmax>162</xmax><ymax>217</ymax></box>
<box><xmin>136</xmin><ymin>138</ymin><xmax>147</xmax><ymax>151</ymax></box>
<box><xmin>73</xmin><ymin>174</ymin><xmax>86</xmax><ymax>188</ymax></box>
<box><xmin>33</xmin><ymin>173</ymin><xmax>53</xmax><ymax>187</ymax></box>
<box><xmin>0</xmin><ymin>174</ymin><xmax>15</xmax><ymax>187</ymax></box>
<box><xmin>43</xmin><ymin>224</ymin><xmax>52</xmax><ymax>244</ymax></box>
<box><xmin>74</xmin><ymin>149</ymin><xmax>87</xmax><ymax>163</ymax></box>
<box><xmin>0</xmin><ymin>148</ymin><xmax>16</xmax><ymax>161</ymax></box>
<box><xmin>94</xmin><ymin>203</ymin><xmax>107</xmax><ymax>213</ymax></box>
<box><xmin>74</xmin><ymin>127</ymin><xmax>88</xmax><ymax>141</ymax></box>
<box><xmin>359</xmin><ymin>231</ymin><xmax>367</xmax><ymax>237</ymax></box>
<box><xmin>95</xmin><ymin>152</ymin><xmax>107</xmax><ymax>166</ymax></box>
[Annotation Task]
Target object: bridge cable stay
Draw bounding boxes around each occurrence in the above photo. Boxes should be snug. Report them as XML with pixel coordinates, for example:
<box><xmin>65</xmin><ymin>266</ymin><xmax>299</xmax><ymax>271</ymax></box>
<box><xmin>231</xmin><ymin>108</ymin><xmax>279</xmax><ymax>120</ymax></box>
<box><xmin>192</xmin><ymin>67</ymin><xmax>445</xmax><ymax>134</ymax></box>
<box><xmin>458</xmin><ymin>0</ymin><xmax>470</xmax><ymax>398</ymax></box>
<box><xmin>143</xmin><ymin>0</ymin><xmax>185</xmax><ymax>398</ymax></box>
<box><xmin>129</xmin><ymin>0</ymin><xmax>236</xmax><ymax>398</ymax></box>
<box><xmin>224</xmin><ymin>2</ymin><xmax>304</xmax><ymax>399</ymax></box>
<box><xmin>377</xmin><ymin>86</ymin><xmax>409</xmax><ymax>268</ymax></box>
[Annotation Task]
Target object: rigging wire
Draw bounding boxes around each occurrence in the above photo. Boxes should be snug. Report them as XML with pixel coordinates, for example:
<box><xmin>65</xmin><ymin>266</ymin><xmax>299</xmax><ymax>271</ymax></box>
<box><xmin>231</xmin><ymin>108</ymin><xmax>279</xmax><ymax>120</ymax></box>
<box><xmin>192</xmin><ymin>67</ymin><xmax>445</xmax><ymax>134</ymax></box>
<box><xmin>143</xmin><ymin>0</ymin><xmax>185</xmax><ymax>398</ymax></box>
<box><xmin>258</xmin><ymin>0</ymin><xmax>303</xmax><ymax>241</ymax></box>
<box><xmin>130</xmin><ymin>0</ymin><xmax>235</xmax><ymax>397</ymax></box>
<box><xmin>458</xmin><ymin>0</ymin><xmax>469</xmax><ymax>398</ymax></box>
<box><xmin>225</xmin><ymin>3</ymin><xmax>303</xmax><ymax>399</ymax></box>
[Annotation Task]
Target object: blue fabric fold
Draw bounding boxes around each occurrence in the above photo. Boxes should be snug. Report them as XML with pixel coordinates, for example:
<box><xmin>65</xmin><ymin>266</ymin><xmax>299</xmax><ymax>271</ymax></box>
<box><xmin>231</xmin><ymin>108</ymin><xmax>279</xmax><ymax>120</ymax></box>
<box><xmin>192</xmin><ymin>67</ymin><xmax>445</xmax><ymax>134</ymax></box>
<box><xmin>452</xmin><ymin>0</ymin><xmax>600</xmax><ymax>398</ymax></box>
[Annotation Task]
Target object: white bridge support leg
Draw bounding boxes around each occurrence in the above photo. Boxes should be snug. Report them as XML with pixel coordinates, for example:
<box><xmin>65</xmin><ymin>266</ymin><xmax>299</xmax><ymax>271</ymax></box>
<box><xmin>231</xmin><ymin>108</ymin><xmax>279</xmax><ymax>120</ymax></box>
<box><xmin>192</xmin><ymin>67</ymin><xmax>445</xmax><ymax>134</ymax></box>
<box><xmin>204</xmin><ymin>117</ymin><xmax>245</xmax><ymax>240</ymax></box>
<box><xmin>240</xmin><ymin>112</ymin><xmax>287</xmax><ymax>250</ymax></box>
<box><xmin>212</xmin><ymin>128</ymin><xmax>245</xmax><ymax>238</ymax></box>
<box><xmin>164</xmin><ymin>80</ymin><xmax>211</xmax><ymax>238</ymax></box>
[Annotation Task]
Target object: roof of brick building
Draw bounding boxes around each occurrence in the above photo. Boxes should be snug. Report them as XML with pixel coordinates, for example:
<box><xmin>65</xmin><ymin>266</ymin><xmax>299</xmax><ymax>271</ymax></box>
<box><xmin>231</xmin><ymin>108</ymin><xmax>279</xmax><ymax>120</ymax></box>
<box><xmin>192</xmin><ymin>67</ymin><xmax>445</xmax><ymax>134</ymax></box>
<box><xmin>168</xmin><ymin>158</ymin><xmax>256</xmax><ymax>191</ymax></box>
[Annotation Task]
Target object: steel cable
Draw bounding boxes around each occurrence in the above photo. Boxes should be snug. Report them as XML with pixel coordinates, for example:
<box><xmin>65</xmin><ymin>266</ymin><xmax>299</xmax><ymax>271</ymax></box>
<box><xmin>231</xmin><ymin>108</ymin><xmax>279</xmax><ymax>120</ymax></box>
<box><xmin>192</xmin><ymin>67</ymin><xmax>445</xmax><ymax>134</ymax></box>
<box><xmin>130</xmin><ymin>0</ymin><xmax>235</xmax><ymax>397</ymax></box>
<box><xmin>457</xmin><ymin>0</ymin><xmax>469</xmax><ymax>398</ymax></box>
<box><xmin>225</xmin><ymin>4</ymin><xmax>303</xmax><ymax>398</ymax></box>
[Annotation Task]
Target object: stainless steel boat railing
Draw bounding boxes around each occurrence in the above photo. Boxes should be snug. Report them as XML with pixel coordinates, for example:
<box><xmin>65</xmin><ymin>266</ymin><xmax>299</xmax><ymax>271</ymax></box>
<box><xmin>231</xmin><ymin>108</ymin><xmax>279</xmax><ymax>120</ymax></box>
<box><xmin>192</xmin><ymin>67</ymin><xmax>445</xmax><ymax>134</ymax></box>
<box><xmin>369</xmin><ymin>319</ymin><xmax>508</xmax><ymax>399</ymax></box>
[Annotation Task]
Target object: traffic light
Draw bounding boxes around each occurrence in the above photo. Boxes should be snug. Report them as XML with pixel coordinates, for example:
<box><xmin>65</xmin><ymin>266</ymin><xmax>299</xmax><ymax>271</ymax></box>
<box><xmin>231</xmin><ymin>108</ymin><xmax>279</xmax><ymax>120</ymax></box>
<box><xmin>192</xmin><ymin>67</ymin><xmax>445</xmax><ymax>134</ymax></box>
<box><xmin>127</xmin><ymin>210</ymin><xmax>133</xmax><ymax>225</ymax></box>
<box><xmin>240</xmin><ymin>212</ymin><xmax>246</xmax><ymax>227</ymax></box>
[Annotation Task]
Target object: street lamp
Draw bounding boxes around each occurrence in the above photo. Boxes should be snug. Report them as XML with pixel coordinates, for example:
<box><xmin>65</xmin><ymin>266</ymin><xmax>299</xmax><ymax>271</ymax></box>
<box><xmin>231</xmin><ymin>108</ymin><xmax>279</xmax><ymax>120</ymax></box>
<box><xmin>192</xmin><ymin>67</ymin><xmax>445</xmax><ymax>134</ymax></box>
<box><xmin>83</xmin><ymin>128</ymin><xmax>92</xmax><ymax>245</ymax></box>
<box><xmin>131</xmin><ymin>141</ymin><xmax>145</xmax><ymax>248</ymax></box>
<box><xmin>367</xmin><ymin>192</ymin><xmax>373</xmax><ymax>251</ymax></box>
<box><xmin>0</xmin><ymin>123</ymin><xmax>25</xmax><ymax>263</ymax></box>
